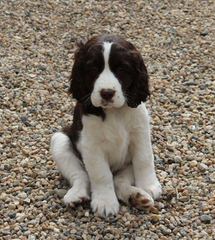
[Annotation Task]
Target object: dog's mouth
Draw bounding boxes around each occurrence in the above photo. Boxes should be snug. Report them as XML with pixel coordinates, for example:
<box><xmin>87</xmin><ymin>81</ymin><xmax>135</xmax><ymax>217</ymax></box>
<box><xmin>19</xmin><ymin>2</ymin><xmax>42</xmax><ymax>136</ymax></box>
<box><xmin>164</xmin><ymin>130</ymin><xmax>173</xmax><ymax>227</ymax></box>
<box><xmin>91</xmin><ymin>92</ymin><xmax>125</xmax><ymax>109</ymax></box>
<box><xmin>101</xmin><ymin>99</ymin><xmax>114</xmax><ymax>108</ymax></box>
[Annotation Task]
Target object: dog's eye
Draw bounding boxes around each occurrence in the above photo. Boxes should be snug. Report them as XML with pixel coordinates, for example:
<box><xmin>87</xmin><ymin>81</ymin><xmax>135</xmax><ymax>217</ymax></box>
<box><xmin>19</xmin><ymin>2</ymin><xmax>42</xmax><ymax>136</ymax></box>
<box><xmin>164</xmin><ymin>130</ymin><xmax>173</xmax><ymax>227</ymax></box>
<box><xmin>117</xmin><ymin>67</ymin><xmax>124</xmax><ymax>72</ymax></box>
<box><xmin>86</xmin><ymin>65</ymin><xmax>99</xmax><ymax>77</ymax></box>
<box><xmin>89</xmin><ymin>67</ymin><xmax>98</xmax><ymax>74</ymax></box>
<box><xmin>116</xmin><ymin>64</ymin><xmax>131</xmax><ymax>74</ymax></box>
<box><xmin>85</xmin><ymin>61</ymin><xmax>98</xmax><ymax>72</ymax></box>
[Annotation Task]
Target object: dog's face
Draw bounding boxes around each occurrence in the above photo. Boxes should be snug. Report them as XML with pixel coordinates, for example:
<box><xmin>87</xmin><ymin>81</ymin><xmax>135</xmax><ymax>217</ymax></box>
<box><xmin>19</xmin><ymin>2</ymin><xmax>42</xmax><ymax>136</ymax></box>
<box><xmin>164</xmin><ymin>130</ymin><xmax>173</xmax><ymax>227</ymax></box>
<box><xmin>69</xmin><ymin>35</ymin><xmax>150</xmax><ymax>108</ymax></box>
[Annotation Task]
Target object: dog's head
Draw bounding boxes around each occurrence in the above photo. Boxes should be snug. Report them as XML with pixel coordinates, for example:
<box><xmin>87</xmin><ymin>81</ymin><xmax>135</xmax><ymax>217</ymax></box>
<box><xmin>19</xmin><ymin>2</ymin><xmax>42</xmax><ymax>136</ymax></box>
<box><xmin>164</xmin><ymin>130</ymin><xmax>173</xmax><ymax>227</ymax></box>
<box><xmin>69</xmin><ymin>35</ymin><xmax>150</xmax><ymax>109</ymax></box>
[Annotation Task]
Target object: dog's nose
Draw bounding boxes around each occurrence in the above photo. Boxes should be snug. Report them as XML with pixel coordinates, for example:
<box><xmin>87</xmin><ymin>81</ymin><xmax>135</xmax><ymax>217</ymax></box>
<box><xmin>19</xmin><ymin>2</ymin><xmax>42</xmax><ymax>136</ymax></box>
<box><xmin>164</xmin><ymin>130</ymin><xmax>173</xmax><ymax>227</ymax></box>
<box><xmin>100</xmin><ymin>89</ymin><xmax>115</xmax><ymax>101</ymax></box>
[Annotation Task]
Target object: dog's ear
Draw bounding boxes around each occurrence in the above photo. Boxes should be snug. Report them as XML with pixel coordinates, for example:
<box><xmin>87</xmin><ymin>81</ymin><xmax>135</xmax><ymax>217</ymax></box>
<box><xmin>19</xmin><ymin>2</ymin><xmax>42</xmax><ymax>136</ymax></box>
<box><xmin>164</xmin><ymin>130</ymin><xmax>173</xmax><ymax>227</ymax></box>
<box><xmin>68</xmin><ymin>41</ymin><xmax>88</xmax><ymax>101</ymax></box>
<box><xmin>127</xmin><ymin>51</ymin><xmax>150</xmax><ymax>108</ymax></box>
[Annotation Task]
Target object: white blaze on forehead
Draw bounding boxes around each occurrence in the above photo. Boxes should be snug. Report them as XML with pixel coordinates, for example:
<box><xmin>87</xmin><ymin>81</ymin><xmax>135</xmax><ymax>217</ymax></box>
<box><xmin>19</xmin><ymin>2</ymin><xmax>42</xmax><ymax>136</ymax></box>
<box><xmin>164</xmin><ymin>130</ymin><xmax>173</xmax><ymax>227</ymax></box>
<box><xmin>103</xmin><ymin>42</ymin><xmax>113</xmax><ymax>69</ymax></box>
<box><xmin>90</xmin><ymin>41</ymin><xmax>125</xmax><ymax>108</ymax></box>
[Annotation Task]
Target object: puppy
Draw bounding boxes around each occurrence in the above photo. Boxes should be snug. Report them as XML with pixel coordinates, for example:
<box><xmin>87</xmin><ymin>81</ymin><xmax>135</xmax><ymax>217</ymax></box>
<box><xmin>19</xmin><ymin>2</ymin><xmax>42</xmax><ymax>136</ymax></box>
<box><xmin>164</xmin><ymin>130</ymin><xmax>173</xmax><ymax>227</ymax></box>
<box><xmin>50</xmin><ymin>35</ymin><xmax>162</xmax><ymax>217</ymax></box>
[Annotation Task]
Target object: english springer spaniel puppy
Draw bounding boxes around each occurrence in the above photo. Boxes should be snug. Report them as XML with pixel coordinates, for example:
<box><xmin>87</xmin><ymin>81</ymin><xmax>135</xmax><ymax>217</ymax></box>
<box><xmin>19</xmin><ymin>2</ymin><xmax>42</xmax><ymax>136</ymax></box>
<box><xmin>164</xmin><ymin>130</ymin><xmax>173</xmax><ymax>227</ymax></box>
<box><xmin>50</xmin><ymin>35</ymin><xmax>162</xmax><ymax>217</ymax></box>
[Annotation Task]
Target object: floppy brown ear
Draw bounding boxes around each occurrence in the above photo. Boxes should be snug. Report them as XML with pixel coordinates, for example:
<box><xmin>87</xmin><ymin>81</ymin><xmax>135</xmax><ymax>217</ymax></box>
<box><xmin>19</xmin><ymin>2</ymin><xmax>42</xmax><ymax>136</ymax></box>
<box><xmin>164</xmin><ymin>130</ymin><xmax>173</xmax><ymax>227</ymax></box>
<box><xmin>127</xmin><ymin>51</ymin><xmax>150</xmax><ymax>108</ymax></box>
<box><xmin>68</xmin><ymin>42</ymin><xmax>88</xmax><ymax>101</ymax></box>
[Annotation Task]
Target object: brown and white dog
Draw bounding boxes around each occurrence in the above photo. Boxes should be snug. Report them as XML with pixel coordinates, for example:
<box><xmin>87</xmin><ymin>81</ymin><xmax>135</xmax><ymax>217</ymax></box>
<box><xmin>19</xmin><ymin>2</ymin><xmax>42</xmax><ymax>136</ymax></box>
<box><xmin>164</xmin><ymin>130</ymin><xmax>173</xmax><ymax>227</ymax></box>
<box><xmin>50</xmin><ymin>35</ymin><xmax>162</xmax><ymax>217</ymax></box>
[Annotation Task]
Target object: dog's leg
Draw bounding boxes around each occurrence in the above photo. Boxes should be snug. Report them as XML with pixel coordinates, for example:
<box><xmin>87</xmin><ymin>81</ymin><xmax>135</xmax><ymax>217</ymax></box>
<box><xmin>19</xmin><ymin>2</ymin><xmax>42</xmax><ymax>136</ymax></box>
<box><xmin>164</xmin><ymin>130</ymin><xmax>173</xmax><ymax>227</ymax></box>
<box><xmin>82</xmin><ymin>148</ymin><xmax>119</xmax><ymax>217</ymax></box>
<box><xmin>114</xmin><ymin>165</ymin><xmax>154</xmax><ymax>209</ymax></box>
<box><xmin>50</xmin><ymin>132</ymin><xmax>90</xmax><ymax>205</ymax></box>
<box><xmin>131</xmin><ymin>106</ymin><xmax>162</xmax><ymax>200</ymax></box>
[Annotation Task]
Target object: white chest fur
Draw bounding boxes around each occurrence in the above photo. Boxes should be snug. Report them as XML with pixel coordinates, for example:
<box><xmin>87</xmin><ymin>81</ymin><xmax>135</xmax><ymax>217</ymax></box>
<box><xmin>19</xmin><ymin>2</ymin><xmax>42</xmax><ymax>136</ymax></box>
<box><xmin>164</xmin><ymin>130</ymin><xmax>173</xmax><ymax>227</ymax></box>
<box><xmin>78</xmin><ymin>104</ymin><xmax>149</xmax><ymax>172</ymax></box>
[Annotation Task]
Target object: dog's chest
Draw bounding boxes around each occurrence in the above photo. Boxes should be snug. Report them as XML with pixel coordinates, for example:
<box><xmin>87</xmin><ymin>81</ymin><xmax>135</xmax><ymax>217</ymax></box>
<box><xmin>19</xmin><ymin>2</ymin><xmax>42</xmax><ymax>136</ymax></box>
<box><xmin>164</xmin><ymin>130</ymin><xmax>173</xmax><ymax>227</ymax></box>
<box><xmin>102</xmin><ymin>115</ymin><xmax>130</xmax><ymax>170</ymax></box>
<box><xmin>81</xmin><ymin>110</ymin><xmax>131</xmax><ymax>171</ymax></box>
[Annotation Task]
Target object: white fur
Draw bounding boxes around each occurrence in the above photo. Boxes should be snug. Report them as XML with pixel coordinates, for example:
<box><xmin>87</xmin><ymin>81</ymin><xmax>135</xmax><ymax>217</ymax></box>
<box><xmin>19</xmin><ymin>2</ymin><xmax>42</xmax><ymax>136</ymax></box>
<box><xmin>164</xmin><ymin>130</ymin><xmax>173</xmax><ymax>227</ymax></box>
<box><xmin>50</xmin><ymin>132</ymin><xmax>90</xmax><ymax>204</ymax></box>
<box><xmin>90</xmin><ymin>42</ymin><xmax>125</xmax><ymax>108</ymax></box>
<box><xmin>51</xmin><ymin>103</ymin><xmax>162</xmax><ymax>216</ymax></box>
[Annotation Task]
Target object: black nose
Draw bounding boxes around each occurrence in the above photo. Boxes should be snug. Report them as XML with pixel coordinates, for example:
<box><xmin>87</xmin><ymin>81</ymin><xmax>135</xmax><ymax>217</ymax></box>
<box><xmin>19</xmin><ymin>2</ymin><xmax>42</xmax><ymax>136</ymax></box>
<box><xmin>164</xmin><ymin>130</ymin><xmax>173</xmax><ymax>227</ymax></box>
<box><xmin>100</xmin><ymin>89</ymin><xmax>115</xmax><ymax>101</ymax></box>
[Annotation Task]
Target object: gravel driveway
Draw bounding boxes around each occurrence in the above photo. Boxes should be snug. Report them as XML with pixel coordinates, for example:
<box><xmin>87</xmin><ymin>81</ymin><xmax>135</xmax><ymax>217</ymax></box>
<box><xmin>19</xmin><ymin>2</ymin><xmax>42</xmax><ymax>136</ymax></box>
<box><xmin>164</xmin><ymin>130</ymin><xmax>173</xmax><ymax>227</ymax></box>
<box><xmin>1</xmin><ymin>0</ymin><xmax>214</xmax><ymax>239</ymax></box>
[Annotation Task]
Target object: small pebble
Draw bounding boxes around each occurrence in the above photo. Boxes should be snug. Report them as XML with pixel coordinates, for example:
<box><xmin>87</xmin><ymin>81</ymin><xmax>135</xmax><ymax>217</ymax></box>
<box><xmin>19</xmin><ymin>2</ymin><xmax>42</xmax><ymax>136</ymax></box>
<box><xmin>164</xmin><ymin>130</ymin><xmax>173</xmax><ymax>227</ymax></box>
<box><xmin>8</xmin><ymin>212</ymin><xmax>16</xmax><ymax>219</ymax></box>
<box><xmin>190</xmin><ymin>160</ymin><xmax>198</xmax><ymax>167</ymax></box>
<box><xmin>198</xmin><ymin>163</ymin><xmax>208</xmax><ymax>171</ymax></box>
<box><xmin>18</xmin><ymin>192</ymin><xmax>27</xmax><ymax>199</ymax></box>
<box><xmin>150</xmin><ymin>214</ymin><xmax>161</xmax><ymax>223</ymax></box>
<box><xmin>160</xmin><ymin>225</ymin><xmax>172</xmax><ymax>235</ymax></box>
<box><xmin>200</xmin><ymin>215</ymin><xmax>212</xmax><ymax>224</ymax></box>
<box><xmin>24</xmin><ymin>198</ymin><xmax>31</xmax><ymax>204</ymax></box>
<box><xmin>200</xmin><ymin>31</ymin><xmax>208</xmax><ymax>36</ymax></box>
<box><xmin>28</xmin><ymin>235</ymin><xmax>36</xmax><ymax>240</ymax></box>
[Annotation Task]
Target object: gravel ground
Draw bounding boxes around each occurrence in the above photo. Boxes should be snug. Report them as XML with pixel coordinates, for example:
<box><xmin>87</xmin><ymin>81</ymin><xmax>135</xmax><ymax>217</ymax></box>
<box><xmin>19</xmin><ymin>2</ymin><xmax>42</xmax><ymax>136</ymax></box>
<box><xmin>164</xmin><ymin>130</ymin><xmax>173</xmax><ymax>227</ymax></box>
<box><xmin>1</xmin><ymin>0</ymin><xmax>215</xmax><ymax>239</ymax></box>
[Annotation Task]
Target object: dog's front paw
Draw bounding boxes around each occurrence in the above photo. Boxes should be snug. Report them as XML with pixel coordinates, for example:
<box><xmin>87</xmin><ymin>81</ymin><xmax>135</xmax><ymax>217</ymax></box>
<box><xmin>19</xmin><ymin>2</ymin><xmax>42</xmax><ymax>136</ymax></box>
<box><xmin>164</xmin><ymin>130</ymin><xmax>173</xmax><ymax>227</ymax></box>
<box><xmin>91</xmin><ymin>192</ymin><xmax>119</xmax><ymax>217</ymax></box>
<box><xmin>142</xmin><ymin>180</ymin><xmax>162</xmax><ymax>200</ymax></box>
<box><xmin>63</xmin><ymin>187</ymin><xmax>90</xmax><ymax>206</ymax></box>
